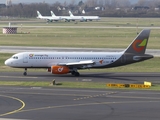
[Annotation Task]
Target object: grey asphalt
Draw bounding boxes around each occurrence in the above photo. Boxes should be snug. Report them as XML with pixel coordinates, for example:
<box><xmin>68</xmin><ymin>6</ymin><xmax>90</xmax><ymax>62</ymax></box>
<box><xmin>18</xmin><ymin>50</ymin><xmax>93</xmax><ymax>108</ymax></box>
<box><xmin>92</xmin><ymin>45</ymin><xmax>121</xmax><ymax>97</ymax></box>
<box><xmin>0</xmin><ymin>72</ymin><xmax>160</xmax><ymax>84</ymax></box>
<box><xmin>0</xmin><ymin>72</ymin><xmax>160</xmax><ymax>120</ymax></box>
<box><xmin>0</xmin><ymin>86</ymin><xmax>160</xmax><ymax>120</ymax></box>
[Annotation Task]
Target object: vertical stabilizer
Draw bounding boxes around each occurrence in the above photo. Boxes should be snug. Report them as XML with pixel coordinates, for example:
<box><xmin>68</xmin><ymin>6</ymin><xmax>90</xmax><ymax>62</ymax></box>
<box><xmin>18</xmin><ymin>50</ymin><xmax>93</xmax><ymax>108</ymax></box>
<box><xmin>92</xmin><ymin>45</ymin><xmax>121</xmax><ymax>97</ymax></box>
<box><xmin>69</xmin><ymin>11</ymin><xmax>74</xmax><ymax>17</ymax></box>
<box><xmin>51</xmin><ymin>11</ymin><xmax>56</xmax><ymax>17</ymax></box>
<box><xmin>124</xmin><ymin>29</ymin><xmax>150</xmax><ymax>55</ymax></box>
<box><xmin>37</xmin><ymin>11</ymin><xmax>42</xmax><ymax>18</ymax></box>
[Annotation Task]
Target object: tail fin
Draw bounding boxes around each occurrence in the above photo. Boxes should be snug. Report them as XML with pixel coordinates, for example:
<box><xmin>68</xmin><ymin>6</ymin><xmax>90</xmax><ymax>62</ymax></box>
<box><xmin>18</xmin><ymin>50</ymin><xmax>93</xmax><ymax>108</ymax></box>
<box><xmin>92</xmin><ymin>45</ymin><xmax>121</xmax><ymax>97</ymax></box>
<box><xmin>37</xmin><ymin>11</ymin><xmax>42</xmax><ymax>18</ymax></box>
<box><xmin>124</xmin><ymin>29</ymin><xmax>150</xmax><ymax>55</ymax></box>
<box><xmin>69</xmin><ymin>11</ymin><xmax>74</xmax><ymax>17</ymax></box>
<box><xmin>51</xmin><ymin>11</ymin><xmax>56</xmax><ymax>17</ymax></box>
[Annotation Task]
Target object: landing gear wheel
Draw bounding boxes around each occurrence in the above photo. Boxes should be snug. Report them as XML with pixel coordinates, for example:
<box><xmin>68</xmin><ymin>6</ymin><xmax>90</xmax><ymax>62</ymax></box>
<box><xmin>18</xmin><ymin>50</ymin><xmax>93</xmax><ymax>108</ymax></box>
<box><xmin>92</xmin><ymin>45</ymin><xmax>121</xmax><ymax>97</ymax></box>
<box><xmin>23</xmin><ymin>72</ymin><xmax>27</xmax><ymax>76</ymax></box>
<box><xmin>23</xmin><ymin>68</ymin><xmax>27</xmax><ymax>76</ymax></box>
<box><xmin>71</xmin><ymin>71</ymin><xmax>76</xmax><ymax>75</ymax></box>
<box><xmin>74</xmin><ymin>72</ymin><xmax>80</xmax><ymax>76</ymax></box>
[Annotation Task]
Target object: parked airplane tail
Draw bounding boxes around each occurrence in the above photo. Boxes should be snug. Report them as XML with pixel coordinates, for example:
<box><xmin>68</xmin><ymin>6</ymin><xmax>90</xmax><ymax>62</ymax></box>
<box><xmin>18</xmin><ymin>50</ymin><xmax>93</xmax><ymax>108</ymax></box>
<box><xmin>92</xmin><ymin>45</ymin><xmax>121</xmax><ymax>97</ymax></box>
<box><xmin>124</xmin><ymin>29</ymin><xmax>150</xmax><ymax>55</ymax></box>
<box><xmin>37</xmin><ymin>11</ymin><xmax>42</xmax><ymax>18</ymax></box>
<box><xmin>51</xmin><ymin>11</ymin><xmax>56</xmax><ymax>17</ymax></box>
<box><xmin>69</xmin><ymin>11</ymin><xmax>74</xmax><ymax>17</ymax></box>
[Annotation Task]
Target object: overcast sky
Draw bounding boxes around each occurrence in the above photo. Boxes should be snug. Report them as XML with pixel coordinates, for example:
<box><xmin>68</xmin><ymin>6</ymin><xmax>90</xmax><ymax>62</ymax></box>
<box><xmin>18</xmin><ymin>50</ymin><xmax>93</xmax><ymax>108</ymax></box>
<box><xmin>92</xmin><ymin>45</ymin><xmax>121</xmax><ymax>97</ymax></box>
<box><xmin>1</xmin><ymin>0</ymin><xmax>138</xmax><ymax>4</ymax></box>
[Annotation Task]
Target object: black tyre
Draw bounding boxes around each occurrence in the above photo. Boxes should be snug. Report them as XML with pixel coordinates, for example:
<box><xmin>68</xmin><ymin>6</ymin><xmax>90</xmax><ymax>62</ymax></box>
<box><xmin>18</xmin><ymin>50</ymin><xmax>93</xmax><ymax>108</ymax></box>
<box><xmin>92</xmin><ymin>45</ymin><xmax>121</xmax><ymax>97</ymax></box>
<box><xmin>74</xmin><ymin>72</ymin><xmax>80</xmax><ymax>76</ymax></box>
<box><xmin>23</xmin><ymin>72</ymin><xmax>27</xmax><ymax>76</ymax></box>
<box><xmin>71</xmin><ymin>71</ymin><xmax>76</xmax><ymax>75</ymax></box>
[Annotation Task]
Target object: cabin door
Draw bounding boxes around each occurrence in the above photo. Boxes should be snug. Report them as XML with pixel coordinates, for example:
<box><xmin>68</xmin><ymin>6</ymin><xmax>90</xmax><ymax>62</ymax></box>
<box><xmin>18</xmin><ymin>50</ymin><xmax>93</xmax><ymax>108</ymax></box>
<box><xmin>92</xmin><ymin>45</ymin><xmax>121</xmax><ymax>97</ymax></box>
<box><xmin>23</xmin><ymin>54</ymin><xmax>28</xmax><ymax>63</ymax></box>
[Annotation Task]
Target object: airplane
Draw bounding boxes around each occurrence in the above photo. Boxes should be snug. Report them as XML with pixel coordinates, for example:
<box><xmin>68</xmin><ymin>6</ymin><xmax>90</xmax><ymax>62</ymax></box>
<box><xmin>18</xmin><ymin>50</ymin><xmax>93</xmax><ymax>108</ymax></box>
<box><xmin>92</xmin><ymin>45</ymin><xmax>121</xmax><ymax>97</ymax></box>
<box><xmin>5</xmin><ymin>29</ymin><xmax>153</xmax><ymax>76</ymax></box>
<box><xmin>69</xmin><ymin>11</ymin><xmax>100</xmax><ymax>22</ymax></box>
<box><xmin>37</xmin><ymin>11</ymin><xmax>61</xmax><ymax>22</ymax></box>
<box><xmin>51</xmin><ymin>10</ymin><xmax>86</xmax><ymax>22</ymax></box>
<box><xmin>50</xmin><ymin>11</ymin><xmax>72</xmax><ymax>22</ymax></box>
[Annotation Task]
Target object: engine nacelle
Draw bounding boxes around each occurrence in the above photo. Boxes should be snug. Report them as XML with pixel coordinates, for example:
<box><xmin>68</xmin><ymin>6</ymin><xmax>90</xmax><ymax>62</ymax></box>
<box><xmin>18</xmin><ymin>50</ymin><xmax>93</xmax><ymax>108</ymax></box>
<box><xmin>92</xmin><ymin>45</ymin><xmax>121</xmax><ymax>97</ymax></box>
<box><xmin>51</xmin><ymin>66</ymin><xmax>70</xmax><ymax>74</ymax></box>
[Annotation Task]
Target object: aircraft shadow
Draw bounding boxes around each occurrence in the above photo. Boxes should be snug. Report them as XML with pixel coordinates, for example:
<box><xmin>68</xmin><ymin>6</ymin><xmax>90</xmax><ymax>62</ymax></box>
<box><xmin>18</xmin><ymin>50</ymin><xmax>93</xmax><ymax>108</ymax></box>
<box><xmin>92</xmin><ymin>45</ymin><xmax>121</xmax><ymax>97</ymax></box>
<box><xmin>26</xmin><ymin>72</ymin><xmax>160</xmax><ymax>82</ymax></box>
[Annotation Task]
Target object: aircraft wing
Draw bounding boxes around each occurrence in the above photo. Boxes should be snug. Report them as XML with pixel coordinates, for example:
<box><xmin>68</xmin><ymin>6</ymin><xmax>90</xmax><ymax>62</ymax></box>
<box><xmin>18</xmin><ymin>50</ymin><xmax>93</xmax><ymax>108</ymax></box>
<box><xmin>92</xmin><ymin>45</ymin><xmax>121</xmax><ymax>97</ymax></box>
<box><xmin>58</xmin><ymin>60</ymin><xmax>95</xmax><ymax>66</ymax></box>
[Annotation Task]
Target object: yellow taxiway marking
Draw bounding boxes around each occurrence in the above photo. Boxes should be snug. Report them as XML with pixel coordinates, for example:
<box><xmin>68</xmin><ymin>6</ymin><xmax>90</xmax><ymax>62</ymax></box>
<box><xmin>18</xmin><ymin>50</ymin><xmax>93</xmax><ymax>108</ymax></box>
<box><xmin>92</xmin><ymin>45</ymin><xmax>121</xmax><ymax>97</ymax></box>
<box><xmin>0</xmin><ymin>92</ymin><xmax>159</xmax><ymax>115</ymax></box>
<box><xmin>0</xmin><ymin>95</ymin><xmax>25</xmax><ymax>117</ymax></box>
<box><xmin>16</xmin><ymin>100</ymin><xmax>160</xmax><ymax>114</ymax></box>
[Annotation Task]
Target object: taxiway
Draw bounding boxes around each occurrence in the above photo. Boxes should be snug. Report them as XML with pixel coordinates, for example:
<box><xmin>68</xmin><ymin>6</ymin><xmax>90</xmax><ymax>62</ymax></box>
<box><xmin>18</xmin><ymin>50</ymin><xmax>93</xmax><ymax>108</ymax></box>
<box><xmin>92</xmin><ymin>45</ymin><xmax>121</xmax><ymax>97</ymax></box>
<box><xmin>0</xmin><ymin>86</ymin><xmax>160</xmax><ymax>120</ymax></box>
<box><xmin>0</xmin><ymin>72</ymin><xmax>160</xmax><ymax>84</ymax></box>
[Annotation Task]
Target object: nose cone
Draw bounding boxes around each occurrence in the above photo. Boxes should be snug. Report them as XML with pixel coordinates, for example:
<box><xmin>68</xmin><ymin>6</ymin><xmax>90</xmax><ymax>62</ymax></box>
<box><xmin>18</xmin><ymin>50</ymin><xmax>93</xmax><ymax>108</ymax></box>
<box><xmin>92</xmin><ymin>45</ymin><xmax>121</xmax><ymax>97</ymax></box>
<box><xmin>5</xmin><ymin>59</ymin><xmax>10</xmax><ymax>66</ymax></box>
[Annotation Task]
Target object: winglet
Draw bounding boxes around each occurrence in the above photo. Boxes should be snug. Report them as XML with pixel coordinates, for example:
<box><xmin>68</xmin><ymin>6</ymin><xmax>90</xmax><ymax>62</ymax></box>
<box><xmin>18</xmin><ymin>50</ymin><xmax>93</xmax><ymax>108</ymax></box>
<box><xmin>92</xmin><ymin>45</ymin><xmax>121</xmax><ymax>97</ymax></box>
<box><xmin>124</xmin><ymin>29</ymin><xmax>150</xmax><ymax>55</ymax></box>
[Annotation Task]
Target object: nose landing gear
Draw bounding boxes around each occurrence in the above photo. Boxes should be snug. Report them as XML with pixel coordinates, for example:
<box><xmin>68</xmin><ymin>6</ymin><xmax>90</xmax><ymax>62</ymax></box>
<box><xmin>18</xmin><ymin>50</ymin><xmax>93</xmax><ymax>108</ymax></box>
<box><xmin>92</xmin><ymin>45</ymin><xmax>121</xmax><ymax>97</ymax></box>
<box><xmin>23</xmin><ymin>68</ymin><xmax>27</xmax><ymax>76</ymax></box>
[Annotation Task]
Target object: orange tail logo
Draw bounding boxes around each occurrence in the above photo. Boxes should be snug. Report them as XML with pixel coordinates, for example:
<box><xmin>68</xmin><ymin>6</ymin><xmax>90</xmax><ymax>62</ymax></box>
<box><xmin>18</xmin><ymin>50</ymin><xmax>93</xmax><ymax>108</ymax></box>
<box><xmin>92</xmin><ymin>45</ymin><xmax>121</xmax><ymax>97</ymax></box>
<box><xmin>132</xmin><ymin>39</ymin><xmax>147</xmax><ymax>52</ymax></box>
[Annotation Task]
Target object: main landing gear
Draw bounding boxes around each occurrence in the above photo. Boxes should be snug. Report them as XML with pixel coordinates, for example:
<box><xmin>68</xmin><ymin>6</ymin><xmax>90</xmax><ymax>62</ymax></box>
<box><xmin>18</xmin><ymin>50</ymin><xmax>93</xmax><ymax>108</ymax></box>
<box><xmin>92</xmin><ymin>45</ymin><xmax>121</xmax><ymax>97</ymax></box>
<box><xmin>71</xmin><ymin>71</ymin><xmax>80</xmax><ymax>76</ymax></box>
<box><xmin>23</xmin><ymin>68</ymin><xmax>80</xmax><ymax>76</ymax></box>
<box><xmin>23</xmin><ymin>68</ymin><xmax>27</xmax><ymax>76</ymax></box>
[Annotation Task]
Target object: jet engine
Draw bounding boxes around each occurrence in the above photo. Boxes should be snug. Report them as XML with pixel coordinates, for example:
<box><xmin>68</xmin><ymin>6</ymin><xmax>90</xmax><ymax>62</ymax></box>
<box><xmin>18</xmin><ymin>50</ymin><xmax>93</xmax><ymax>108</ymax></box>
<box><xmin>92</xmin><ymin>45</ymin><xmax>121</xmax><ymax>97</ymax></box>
<box><xmin>51</xmin><ymin>66</ymin><xmax>70</xmax><ymax>74</ymax></box>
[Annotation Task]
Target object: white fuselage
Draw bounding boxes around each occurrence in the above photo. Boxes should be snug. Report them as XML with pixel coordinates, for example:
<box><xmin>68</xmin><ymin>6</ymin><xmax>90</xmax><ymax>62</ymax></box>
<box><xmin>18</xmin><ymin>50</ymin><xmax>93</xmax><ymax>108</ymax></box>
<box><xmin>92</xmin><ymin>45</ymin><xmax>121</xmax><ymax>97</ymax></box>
<box><xmin>37</xmin><ymin>16</ymin><xmax>61</xmax><ymax>21</ymax></box>
<box><xmin>5</xmin><ymin>51</ymin><xmax>123</xmax><ymax>68</ymax></box>
<box><xmin>81</xmin><ymin>16</ymin><xmax>100</xmax><ymax>20</ymax></box>
<box><xmin>70</xmin><ymin>16</ymin><xmax>100</xmax><ymax>21</ymax></box>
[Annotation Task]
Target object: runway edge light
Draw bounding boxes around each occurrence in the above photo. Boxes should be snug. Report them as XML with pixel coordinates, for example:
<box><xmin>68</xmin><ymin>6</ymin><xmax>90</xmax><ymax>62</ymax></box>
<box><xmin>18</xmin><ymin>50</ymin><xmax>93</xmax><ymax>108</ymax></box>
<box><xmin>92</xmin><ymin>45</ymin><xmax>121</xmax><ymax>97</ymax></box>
<box><xmin>144</xmin><ymin>81</ymin><xmax>152</xmax><ymax>86</ymax></box>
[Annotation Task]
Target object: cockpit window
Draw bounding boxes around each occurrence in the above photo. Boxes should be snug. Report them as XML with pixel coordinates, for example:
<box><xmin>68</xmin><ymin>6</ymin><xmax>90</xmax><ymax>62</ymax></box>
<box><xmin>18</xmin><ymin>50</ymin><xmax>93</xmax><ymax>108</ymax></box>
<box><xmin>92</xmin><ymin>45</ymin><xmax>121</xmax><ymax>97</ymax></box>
<box><xmin>12</xmin><ymin>56</ymin><xmax>18</xmax><ymax>59</ymax></box>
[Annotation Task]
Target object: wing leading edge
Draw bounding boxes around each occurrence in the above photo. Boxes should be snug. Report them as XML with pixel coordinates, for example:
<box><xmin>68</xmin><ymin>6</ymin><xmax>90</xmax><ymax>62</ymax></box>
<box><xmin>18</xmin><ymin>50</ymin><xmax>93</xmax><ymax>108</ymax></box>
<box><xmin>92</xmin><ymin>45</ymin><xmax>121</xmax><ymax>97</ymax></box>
<box><xmin>58</xmin><ymin>60</ymin><xmax>95</xmax><ymax>66</ymax></box>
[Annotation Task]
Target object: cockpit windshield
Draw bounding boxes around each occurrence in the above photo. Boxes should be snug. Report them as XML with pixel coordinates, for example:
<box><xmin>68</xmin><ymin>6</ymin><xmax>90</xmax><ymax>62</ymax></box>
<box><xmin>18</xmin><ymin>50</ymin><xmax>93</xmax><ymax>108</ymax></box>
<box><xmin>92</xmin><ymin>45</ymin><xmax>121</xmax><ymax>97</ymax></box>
<box><xmin>12</xmin><ymin>56</ymin><xmax>18</xmax><ymax>59</ymax></box>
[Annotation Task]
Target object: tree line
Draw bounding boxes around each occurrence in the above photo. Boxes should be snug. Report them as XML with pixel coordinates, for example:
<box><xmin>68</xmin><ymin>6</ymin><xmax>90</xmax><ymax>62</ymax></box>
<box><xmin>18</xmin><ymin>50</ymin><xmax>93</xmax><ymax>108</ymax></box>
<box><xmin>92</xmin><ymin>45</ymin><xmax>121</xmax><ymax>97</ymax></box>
<box><xmin>1</xmin><ymin>0</ymin><xmax>160</xmax><ymax>18</ymax></box>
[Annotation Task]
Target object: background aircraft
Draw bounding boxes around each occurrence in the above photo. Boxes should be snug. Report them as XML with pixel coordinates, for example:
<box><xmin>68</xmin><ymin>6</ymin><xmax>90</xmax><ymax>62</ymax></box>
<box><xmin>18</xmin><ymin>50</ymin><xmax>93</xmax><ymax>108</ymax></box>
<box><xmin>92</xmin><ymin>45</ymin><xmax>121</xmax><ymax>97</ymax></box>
<box><xmin>69</xmin><ymin>11</ymin><xmax>100</xmax><ymax>22</ymax></box>
<box><xmin>37</xmin><ymin>11</ymin><xmax>61</xmax><ymax>22</ymax></box>
<box><xmin>5</xmin><ymin>29</ymin><xmax>153</xmax><ymax>76</ymax></box>
<box><xmin>50</xmin><ymin>11</ymin><xmax>72</xmax><ymax>22</ymax></box>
